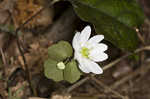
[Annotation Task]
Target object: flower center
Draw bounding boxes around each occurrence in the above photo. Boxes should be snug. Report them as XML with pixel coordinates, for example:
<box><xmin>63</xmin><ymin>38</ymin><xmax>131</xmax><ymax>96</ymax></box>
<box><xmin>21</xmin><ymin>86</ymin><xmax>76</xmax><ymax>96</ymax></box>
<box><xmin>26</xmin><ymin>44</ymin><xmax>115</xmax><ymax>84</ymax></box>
<box><xmin>80</xmin><ymin>47</ymin><xmax>90</xmax><ymax>58</ymax></box>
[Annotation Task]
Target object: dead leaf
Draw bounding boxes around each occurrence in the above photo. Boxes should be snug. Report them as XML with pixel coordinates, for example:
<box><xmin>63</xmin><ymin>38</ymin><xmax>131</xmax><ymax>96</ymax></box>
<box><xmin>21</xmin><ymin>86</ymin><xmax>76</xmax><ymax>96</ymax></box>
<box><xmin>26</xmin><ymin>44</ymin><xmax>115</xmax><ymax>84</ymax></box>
<box><xmin>12</xmin><ymin>0</ymin><xmax>53</xmax><ymax>29</ymax></box>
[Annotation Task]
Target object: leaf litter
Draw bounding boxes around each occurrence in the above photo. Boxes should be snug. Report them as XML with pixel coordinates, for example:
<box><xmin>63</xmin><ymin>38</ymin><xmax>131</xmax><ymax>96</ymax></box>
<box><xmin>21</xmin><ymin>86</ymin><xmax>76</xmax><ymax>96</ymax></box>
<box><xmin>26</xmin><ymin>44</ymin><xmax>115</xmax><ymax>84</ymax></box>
<box><xmin>0</xmin><ymin>0</ymin><xmax>150</xmax><ymax>99</ymax></box>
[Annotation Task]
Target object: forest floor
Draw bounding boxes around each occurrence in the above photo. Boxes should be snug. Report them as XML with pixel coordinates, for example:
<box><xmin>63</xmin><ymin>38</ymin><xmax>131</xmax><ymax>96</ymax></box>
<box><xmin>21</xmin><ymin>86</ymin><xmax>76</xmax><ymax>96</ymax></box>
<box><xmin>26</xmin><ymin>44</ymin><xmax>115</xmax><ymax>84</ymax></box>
<box><xmin>0</xmin><ymin>0</ymin><xmax>150</xmax><ymax>99</ymax></box>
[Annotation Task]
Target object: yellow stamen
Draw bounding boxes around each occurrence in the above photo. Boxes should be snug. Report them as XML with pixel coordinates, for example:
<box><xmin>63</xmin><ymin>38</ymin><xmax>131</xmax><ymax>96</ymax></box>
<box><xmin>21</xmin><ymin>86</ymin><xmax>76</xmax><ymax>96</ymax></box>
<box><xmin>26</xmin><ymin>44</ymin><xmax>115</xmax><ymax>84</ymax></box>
<box><xmin>80</xmin><ymin>47</ymin><xmax>89</xmax><ymax>58</ymax></box>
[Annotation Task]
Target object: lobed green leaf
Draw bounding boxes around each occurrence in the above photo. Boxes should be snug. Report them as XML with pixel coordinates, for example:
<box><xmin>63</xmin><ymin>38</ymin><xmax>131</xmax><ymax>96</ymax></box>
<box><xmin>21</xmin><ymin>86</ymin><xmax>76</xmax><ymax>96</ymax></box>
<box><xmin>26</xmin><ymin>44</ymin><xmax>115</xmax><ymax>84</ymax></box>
<box><xmin>44</xmin><ymin>59</ymin><xmax>63</xmax><ymax>81</ymax></box>
<box><xmin>64</xmin><ymin>59</ymin><xmax>81</xmax><ymax>83</ymax></box>
<box><xmin>48</xmin><ymin>41</ymin><xmax>73</xmax><ymax>61</ymax></box>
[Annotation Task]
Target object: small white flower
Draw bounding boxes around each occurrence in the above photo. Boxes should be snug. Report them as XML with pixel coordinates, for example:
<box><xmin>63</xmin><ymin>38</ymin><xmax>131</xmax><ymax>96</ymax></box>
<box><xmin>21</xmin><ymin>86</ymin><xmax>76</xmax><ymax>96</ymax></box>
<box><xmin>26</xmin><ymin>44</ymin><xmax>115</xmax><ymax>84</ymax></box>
<box><xmin>72</xmin><ymin>26</ymin><xmax>108</xmax><ymax>74</ymax></box>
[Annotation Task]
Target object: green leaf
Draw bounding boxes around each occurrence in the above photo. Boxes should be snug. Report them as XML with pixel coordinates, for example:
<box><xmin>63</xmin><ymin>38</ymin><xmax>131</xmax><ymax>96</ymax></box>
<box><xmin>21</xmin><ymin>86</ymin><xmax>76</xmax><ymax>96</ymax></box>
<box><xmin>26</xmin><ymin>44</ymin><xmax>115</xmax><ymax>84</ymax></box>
<box><xmin>44</xmin><ymin>59</ymin><xmax>81</xmax><ymax>83</ymax></box>
<box><xmin>72</xmin><ymin>0</ymin><xmax>144</xmax><ymax>27</ymax></box>
<box><xmin>44</xmin><ymin>59</ymin><xmax>63</xmax><ymax>81</ymax></box>
<box><xmin>48</xmin><ymin>41</ymin><xmax>73</xmax><ymax>61</ymax></box>
<box><xmin>70</xmin><ymin>0</ymin><xmax>145</xmax><ymax>51</ymax></box>
<box><xmin>64</xmin><ymin>60</ymin><xmax>81</xmax><ymax>83</ymax></box>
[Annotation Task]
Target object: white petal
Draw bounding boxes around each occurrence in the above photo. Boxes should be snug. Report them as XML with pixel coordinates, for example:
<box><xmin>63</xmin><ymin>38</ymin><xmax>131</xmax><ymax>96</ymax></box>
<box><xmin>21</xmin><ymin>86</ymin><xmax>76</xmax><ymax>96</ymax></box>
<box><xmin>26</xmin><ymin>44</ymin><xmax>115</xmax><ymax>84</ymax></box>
<box><xmin>74</xmin><ymin>51</ymin><xmax>80</xmax><ymax>60</ymax></box>
<box><xmin>83</xmin><ymin>59</ymin><xmax>103</xmax><ymax>74</ymax></box>
<box><xmin>88</xmin><ymin>35</ymin><xmax>104</xmax><ymax>44</ymax></box>
<box><xmin>76</xmin><ymin>54</ymin><xmax>90</xmax><ymax>73</ymax></box>
<box><xmin>90</xmin><ymin>43</ymin><xmax>108</xmax><ymax>51</ymax></box>
<box><xmin>72</xmin><ymin>32</ymin><xmax>80</xmax><ymax>50</ymax></box>
<box><xmin>89</xmin><ymin>52</ymin><xmax>108</xmax><ymax>62</ymax></box>
<box><xmin>89</xmin><ymin>43</ymin><xmax>108</xmax><ymax>62</ymax></box>
<box><xmin>80</xmin><ymin>26</ymin><xmax>91</xmax><ymax>45</ymax></box>
<box><xmin>78</xmin><ymin>64</ymin><xmax>90</xmax><ymax>73</ymax></box>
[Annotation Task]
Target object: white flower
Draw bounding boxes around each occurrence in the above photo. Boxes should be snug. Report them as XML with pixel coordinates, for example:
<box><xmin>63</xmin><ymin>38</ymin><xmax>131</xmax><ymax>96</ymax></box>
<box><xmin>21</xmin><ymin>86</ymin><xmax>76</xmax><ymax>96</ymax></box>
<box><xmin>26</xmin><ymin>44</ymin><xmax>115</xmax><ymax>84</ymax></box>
<box><xmin>72</xmin><ymin>26</ymin><xmax>108</xmax><ymax>74</ymax></box>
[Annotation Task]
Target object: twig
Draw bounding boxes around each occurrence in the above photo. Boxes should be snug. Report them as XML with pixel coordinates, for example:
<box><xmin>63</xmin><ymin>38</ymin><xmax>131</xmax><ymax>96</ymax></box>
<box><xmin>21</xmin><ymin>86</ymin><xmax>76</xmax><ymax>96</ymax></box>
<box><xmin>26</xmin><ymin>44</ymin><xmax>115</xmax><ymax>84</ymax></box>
<box><xmin>0</xmin><ymin>48</ymin><xmax>7</xmax><ymax>76</ymax></box>
<box><xmin>0</xmin><ymin>48</ymin><xmax>6</xmax><ymax>65</ymax></box>
<box><xmin>91</xmin><ymin>76</ymin><xmax>128</xmax><ymax>99</ymax></box>
<box><xmin>95</xmin><ymin>94</ymin><xmax>124</xmax><ymax>98</ymax></box>
<box><xmin>15</xmin><ymin>37</ymin><xmax>36</xmax><ymax>94</ymax></box>
<box><xmin>76</xmin><ymin>93</ymin><xmax>123</xmax><ymax>98</ymax></box>
<box><xmin>110</xmin><ymin>61</ymin><xmax>150</xmax><ymax>89</ymax></box>
<box><xmin>66</xmin><ymin>46</ymin><xmax>150</xmax><ymax>92</ymax></box>
<box><xmin>135</xmin><ymin>28</ymin><xmax>145</xmax><ymax>45</ymax></box>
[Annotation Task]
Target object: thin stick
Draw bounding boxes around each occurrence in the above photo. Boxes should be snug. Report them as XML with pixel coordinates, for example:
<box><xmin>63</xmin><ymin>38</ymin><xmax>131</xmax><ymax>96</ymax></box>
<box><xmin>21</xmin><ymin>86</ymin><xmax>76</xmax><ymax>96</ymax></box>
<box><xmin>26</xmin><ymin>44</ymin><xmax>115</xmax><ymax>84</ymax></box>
<box><xmin>67</xmin><ymin>76</ymin><xmax>90</xmax><ymax>93</ymax></box>
<box><xmin>0</xmin><ymin>48</ymin><xmax>7</xmax><ymax>76</ymax></box>
<box><xmin>135</xmin><ymin>28</ymin><xmax>145</xmax><ymax>45</ymax></box>
<box><xmin>0</xmin><ymin>48</ymin><xmax>6</xmax><ymax>65</ymax></box>
<box><xmin>91</xmin><ymin>76</ymin><xmax>128</xmax><ymax>99</ymax></box>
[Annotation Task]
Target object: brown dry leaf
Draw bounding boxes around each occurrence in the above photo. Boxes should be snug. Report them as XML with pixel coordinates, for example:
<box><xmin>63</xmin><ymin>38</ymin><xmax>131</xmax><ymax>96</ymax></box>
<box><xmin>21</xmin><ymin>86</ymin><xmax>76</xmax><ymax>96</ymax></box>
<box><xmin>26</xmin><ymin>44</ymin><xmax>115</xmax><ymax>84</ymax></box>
<box><xmin>12</xmin><ymin>0</ymin><xmax>53</xmax><ymax>29</ymax></box>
